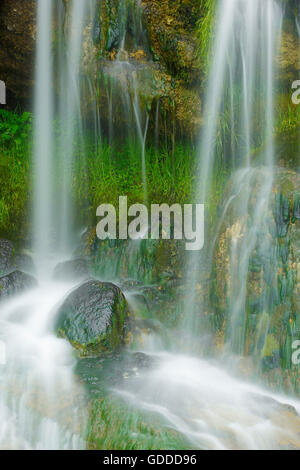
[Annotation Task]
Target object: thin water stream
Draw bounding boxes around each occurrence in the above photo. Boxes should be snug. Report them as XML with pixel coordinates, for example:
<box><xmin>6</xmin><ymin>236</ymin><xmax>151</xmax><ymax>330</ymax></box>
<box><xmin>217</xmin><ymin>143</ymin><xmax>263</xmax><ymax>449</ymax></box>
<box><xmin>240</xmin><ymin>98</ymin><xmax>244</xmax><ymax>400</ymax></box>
<box><xmin>0</xmin><ymin>281</ymin><xmax>86</xmax><ymax>449</ymax></box>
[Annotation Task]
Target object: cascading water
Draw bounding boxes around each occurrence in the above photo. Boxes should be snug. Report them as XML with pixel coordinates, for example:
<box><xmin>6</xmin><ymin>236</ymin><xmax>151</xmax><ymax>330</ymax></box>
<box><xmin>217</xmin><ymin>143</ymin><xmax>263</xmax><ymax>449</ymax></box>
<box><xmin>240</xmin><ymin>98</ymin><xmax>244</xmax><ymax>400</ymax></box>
<box><xmin>33</xmin><ymin>0</ymin><xmax>54</xmax><ymax>274</ymax></box>
<box><xmin>0</xmin><ymin>282</ymin><xmax>86</xmax><ymax>449</ymax></box>
<box><xmin>212</xmin><ymin>0</ymin><xmax>282</xmax><ymax>355</ymax></box>
<box><xmin>0</xmin><ymin>0</ymin><xmax>89</xmax><ymax>449</ymax></box>
<box><xmin>183</xmin><ymin>0</ymin><xmax>283</xmax><ymax>341</ymax></box>
<box><xmin>117</xmin><ymin>352</ymin><xmax>300</xmax><ymax>450</ymax></box>
<box><xmin>57</xmin><ymin>0</ymin><xmax>89</xmax><ymax>255</ymax></box>
<box><xmin>1</xmin><ymin>0</ymin><xmax>300</xmax><ymax>452</ymax></box>
<box><xmin>90</xmin><ymin>0</ymin><xmax>151</xmax><ymax>205</ymax></box>
<box><xmin>113</xmin><ymin>0</ymin><xmax>300</xmax><ymax>450</ymax></box>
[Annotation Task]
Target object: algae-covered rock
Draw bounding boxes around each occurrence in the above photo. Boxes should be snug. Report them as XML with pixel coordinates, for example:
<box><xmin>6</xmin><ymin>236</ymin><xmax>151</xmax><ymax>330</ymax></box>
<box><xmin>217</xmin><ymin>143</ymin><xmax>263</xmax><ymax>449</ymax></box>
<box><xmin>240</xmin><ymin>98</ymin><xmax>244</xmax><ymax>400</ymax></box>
<box><xmin>0</xmin><ymin>270</ymin><xmax>37</xmax><ymax>301</ymax></box>
<box><xmin>55</xmin><ymin>280</ymin><xmax>129</xmax><ymax>355</ymax></box>
<box><xmin>78</xmin><ymin>233</ymin><xmax>184</xmax><ymax>286</ymax></box>
<box><xmin>53</xmin><ymin>258</ymin><xmax>91</xmax><ymax>282</ymax></box>
<box><xmin>0</xmin><ymin>0</ymin><xmax>36</xmax><ymax>100</ymax></box>
<box><xmin>277</xmin><ymin>31</ymin><xmax>300</xmax><ymax>85</ymax></box>
<box><xmin>213</xmin><ymin>167</ymin><xmax>300</xmax><ymax>378</ymax></box>
<box><xmin>81</xmin><ymin>0</ymin><xmax>202</xmax><ymax>138</ymax></box>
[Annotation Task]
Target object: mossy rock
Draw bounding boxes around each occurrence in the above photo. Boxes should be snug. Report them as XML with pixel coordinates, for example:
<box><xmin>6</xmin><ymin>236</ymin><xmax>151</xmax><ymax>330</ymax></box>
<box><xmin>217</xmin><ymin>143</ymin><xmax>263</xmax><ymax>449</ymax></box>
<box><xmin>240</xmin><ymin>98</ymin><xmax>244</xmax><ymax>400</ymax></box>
<box><xmin>55</xmin><ymin>280</ymin><xmax>129</xmax><ymax>356</ymax></box>
<box><xmin>212</xmin><ymin>167</ymin><xmax>300</xmax><ymax>374</ymax></box>
<box><xmin>276</xmin><ymin>31</ymin><xmax>300</xmax><ymax>86</ymax></box>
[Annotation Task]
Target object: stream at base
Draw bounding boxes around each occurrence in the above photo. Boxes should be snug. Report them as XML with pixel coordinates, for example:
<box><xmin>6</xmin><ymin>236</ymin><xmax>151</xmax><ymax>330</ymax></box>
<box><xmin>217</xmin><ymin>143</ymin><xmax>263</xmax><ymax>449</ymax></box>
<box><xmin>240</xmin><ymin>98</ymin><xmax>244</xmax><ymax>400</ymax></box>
<box><xmin>1</xmin><ymin>279</ymin><xmax>300</xmax><ymax>450</ymax></box>
<box><xmin>116</xmin><ymin>351</ymin><xmax>300</xmax><ymax>450</ymax></box>
<box><xmin>0</xmin><ymin>281</ymin><xmax>86</xmax><ymax>450</ymax></box>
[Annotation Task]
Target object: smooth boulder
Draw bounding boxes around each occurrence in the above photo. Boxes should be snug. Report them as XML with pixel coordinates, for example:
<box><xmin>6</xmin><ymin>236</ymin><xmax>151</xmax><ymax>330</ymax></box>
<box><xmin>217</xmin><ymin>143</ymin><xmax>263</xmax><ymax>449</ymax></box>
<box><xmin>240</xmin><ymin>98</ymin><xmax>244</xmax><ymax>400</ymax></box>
<box><xmin>0</xmin><ymin>271</ymin><xmax>38</xmax><ymax>301</ymax></box>
<box><xmin>53</xmin><ymin>259</ymin><xmax>90</xmax><ymax>281</ymax></box>
<box><xmin>55</xmin><ymin>280</ymin><xmax>129</xmax><ymax>355</ymax></box>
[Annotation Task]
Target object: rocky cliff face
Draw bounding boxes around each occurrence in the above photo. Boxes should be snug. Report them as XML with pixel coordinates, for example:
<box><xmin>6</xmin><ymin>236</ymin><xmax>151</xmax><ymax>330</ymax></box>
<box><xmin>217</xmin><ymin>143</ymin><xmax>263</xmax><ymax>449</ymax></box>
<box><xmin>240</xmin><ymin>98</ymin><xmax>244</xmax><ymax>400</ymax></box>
<box><xmin>81</xmin><ymin>0</ymin><xmax>203</xmax><ymax>138</ymax></box>
<box><xmin>0</xmin><ymin>0</ymin><xmax>36</xmax><ymax>103</ymax></box>
<box><xmin>0</xmin><ymin>0</ymin><xmax>202</xmax><ymax>135</ymax></box>
<box><xmin>1</xmin><ymin>0</ymin><xmax>300</xmax><ymax>137</ymax></box>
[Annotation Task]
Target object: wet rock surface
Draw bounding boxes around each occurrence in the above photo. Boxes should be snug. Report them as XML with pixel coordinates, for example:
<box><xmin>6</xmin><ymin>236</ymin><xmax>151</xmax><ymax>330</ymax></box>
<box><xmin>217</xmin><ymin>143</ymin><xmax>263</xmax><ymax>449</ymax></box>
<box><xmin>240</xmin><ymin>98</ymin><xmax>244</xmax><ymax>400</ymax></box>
<box><xmin>14</xmin><ymin>253</ymin><xmax>35</xmax><ymax>275</ymax></box>
<box><xmin>0</xmin><ymin>239</ymin><xmax>35</xmax><ymax>276</ymax></box>
<box><xmin>55</xmin><ymin>280</ymin><xmax>129</xmax><ymax>356</ymax></box>
<box><xmin>76</xmin><ymin>351</ymin><xmax>158</xmax><ymax>396</ymax></box>
<box><xmin>213</xmin><ymin>168</ymin><xmax>300</xmax><ymax>390</ymax></box>
<box><xmin>53</xmin><ymin>258</ymin><xmax>91</xmax><ymax>282</ymax></box>
<box><xmin>0</xmin><ymin>239</ymin><xmax>14</xmax><ymax>276</ymax></box>
<box><xmin>0</xmin><ymin>270</ymin><xmax>37</xmax><ymax>301</ymax></box>
<box><xmin>0</xmin><ymin>0</ymin><xmax>36</xmax><ymax>101</ymax></box>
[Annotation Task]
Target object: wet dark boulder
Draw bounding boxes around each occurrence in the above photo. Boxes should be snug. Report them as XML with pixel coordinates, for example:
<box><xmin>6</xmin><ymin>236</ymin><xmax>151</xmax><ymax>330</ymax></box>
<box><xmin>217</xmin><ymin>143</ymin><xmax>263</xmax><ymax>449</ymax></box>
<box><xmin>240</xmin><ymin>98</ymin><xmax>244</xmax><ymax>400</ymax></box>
<box><xmin>0</xmin><ymin>270</ymin><xmax>37</xmax><ymax>301</ymax></box>
<box><xmin>55</xmin><ymin>280</ymin><xmax>129</xmax><ymax>356</ymax></box>
<box><xmin>53</xmin><ymin>259</ymin><xmax>91</xmax><ymax>282</ymax></box>
<box><xmin>0</xmin><ymin>239</ymin><xmax>14</xmax><ymax>276</ymax></box>
<box><xmin>0</xmin><ymin>0</ymin><xmax>36</xmax><ymax>100</ymax></box>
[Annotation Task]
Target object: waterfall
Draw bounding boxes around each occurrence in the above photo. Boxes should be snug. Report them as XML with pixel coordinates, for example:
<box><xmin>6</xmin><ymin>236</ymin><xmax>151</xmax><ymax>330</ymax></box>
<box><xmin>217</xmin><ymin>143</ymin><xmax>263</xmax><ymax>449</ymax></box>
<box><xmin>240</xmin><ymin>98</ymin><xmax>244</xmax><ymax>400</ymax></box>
<box><xmin>3</xmin><ymin>0</ymin><xmax>300</xmax><ymax>452</ymax></box>
<box><xmin>34</xmin><ymin>0</ymin><xmax>93</xmax><ymax>266</ymax></box>
<box><xmin>33</xmin><ymin>0</ymin><xmax>54</xmax><ymax>275</ymax></box>
<box><xmin>94</xmin><ymin>0</ymin><xmax>151</xmax><ymax>205</ymax></box>
<box><xmin>113</xmin><ymin>1</ymin><xmax>300</xmax><ymax>450</ymax></box>
<box><xmin>58</xmin><ymin>0</ymin><xmax>89</xmax><ymax>255</ymax></box>
<box><xmin>183</xmin><ymin>0</ymin><xmax>283</xmax><ymax>345</ymax></box>
<box><xmin>0</xmin><ymin>1</ymin><xmax>89</xmax><ymax>449</ymax></box>
<box><xmin>0</xmin><ymin>282</ymin><xmax>86</xmax><ymax>449</ymax></box>
<box><xmin>116</xmin><ymin>352</ymin><xmax>300</xmax><ymax>450</ymax></box>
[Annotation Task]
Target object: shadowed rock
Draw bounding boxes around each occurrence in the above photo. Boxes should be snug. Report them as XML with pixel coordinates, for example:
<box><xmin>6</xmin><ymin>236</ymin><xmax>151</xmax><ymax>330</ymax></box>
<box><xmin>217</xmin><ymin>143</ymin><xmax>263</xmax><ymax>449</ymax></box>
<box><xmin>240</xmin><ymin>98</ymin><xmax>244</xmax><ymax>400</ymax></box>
<box><xmin>53</xmin><ymin>259</ymin><xmax>90</xmax><ymax>282</ymax></box>
<box><xmin>14</xmin><ymin>253</ymin><xmax>35</xmax><ymax>275</ymax></box>
<box><xmin>0</xmin><ymin>271</ymin><xmax>38</xmax><ymax>301</ymax></box>
<box><xmin>0</xmin><ymin>239</ymin><xmax>14</xmax><ymax>276</ymax></box>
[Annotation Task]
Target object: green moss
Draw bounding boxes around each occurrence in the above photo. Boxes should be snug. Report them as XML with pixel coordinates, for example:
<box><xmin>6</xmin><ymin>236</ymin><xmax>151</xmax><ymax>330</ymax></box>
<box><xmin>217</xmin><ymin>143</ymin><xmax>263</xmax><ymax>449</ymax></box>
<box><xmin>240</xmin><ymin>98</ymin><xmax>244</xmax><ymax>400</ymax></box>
<box><xmin>262</xmin><ymin>334</ymin><xmax>280</xmax><ymax>359</ymax></box>
<box><xmin>86</xmin><ymin>395</ymin><xmax>191</xmax><ymax>450</ymax></box>
<box><xmin>195</xmin><ymin>0</ymin><xmax>217</xmax><ymax>78</ymax></box>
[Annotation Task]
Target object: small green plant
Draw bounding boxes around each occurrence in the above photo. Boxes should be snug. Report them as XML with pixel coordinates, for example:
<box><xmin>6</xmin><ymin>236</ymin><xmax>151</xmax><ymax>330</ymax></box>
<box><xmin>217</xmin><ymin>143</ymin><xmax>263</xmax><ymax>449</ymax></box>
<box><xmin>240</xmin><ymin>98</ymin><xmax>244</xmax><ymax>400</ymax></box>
<box><xmin>73</xmin><ymin>137</ymin><xmax>196</xmax><ymax>227</ymax></box>
<box><xmin>196</xmin><ymin>0</ymin><xmax>217</xmax><ymax>78</ymax></box>
<box><xmin>0</xmin><ymin>109</ymin><xmax>32</xmax><ymax>150</ymax></box>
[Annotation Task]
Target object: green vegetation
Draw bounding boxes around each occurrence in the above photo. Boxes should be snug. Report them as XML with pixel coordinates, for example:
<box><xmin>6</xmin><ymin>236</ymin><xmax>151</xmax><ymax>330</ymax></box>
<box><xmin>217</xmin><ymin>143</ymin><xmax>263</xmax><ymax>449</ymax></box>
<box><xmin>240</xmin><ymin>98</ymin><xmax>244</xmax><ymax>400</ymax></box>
<box><xmin>73</xmin><ymin>139</ymin><xmax>196</xmax><ymax>227</ymax></box>
<box><xmin>274</xmin><ymin>94</ymin><xmax>300</xmax><ymax>166</ymax></box>
<box><xmin>0</xmin><ymin>109</ymin><xmax>198</xmax><ymax>240</ymax></box>
<box><xmin>196</xmin><ymin>0</ymin><xmax>217</xmax><ymax>78</ymax></box>
<box><xmin>0</xmin><ymin>110</ymin><xmax>31</xmax><ymax>240</ymax></box>
<box><xmin>87</xmin><ymin>395</ymin><xmax>191</xmax><ymax>450</ymax></box>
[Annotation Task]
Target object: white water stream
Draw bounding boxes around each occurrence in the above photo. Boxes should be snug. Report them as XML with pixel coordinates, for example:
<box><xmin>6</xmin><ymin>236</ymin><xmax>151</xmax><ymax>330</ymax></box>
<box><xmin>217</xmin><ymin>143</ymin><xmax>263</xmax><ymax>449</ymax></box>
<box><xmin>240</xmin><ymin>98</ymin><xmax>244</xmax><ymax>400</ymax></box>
<box><xmin>117</xmin><ymin>351</ymin><xmax>300</xmax><ymax>450</ymax></box>
<box><xmin>0</xmin><ymin>282</ymin><xmax>86</xmax><ymax>449</ymax></box>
